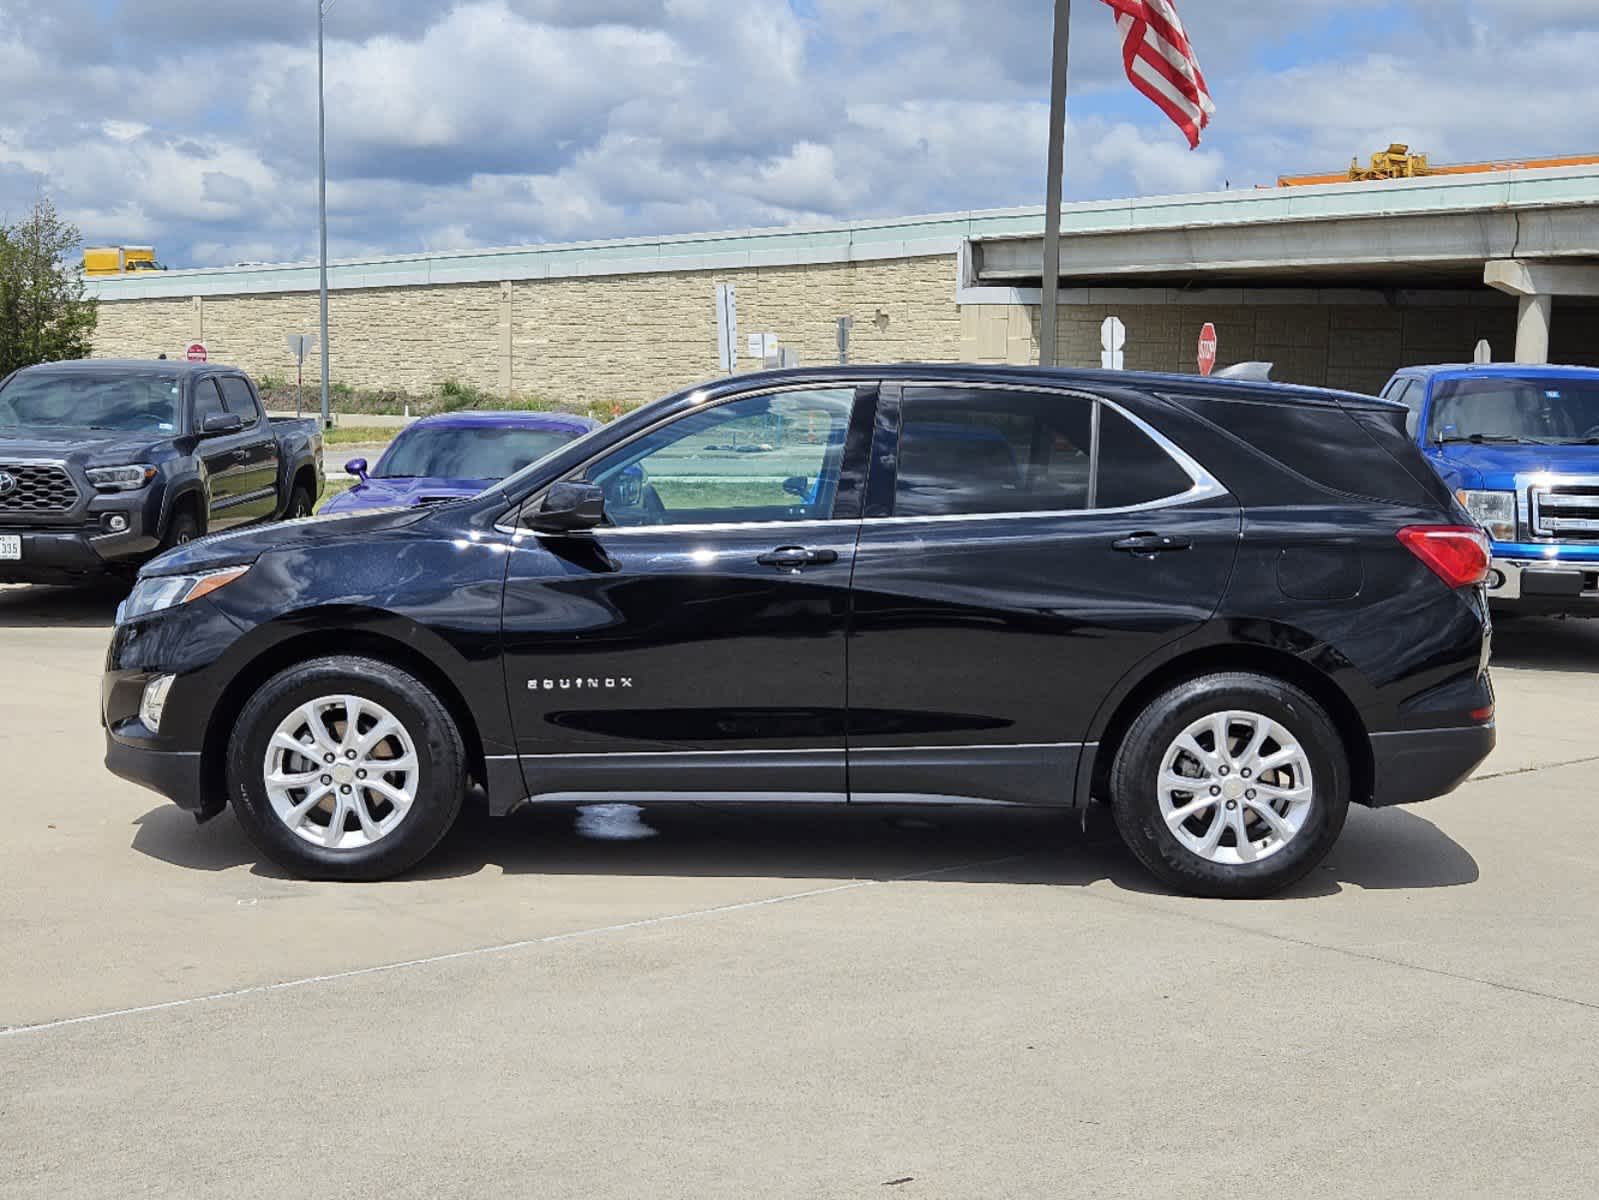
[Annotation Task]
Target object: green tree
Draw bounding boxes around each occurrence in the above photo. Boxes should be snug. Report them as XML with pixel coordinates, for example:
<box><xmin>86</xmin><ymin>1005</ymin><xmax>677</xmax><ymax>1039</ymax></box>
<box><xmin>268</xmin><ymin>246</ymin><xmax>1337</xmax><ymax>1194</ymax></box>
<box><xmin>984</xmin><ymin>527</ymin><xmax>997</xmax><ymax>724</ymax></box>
<box><xmin>0</xmin><ymin>196</ymin><xmax>98</xmax><ymax>377</ymax></box>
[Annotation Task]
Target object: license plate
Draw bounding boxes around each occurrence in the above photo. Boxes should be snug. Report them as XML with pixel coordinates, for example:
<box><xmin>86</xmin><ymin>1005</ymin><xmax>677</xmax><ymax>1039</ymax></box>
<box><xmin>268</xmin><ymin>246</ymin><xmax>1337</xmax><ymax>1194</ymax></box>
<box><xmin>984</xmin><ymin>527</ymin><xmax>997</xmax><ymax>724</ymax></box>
<box><xmin>0</xmin><ymin>535</ymin><xmax>19</xmax><ymax>561</ymax></box>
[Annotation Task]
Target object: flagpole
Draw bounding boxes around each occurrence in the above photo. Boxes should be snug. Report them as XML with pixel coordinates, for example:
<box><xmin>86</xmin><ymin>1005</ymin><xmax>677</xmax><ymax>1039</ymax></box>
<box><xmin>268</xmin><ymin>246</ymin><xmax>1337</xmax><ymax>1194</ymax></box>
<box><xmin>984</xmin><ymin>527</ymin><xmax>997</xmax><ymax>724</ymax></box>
<box><xmin>1039</xmin><ymin>0</ymin><xmax>1072</xmax><ymax>367</ymax></box>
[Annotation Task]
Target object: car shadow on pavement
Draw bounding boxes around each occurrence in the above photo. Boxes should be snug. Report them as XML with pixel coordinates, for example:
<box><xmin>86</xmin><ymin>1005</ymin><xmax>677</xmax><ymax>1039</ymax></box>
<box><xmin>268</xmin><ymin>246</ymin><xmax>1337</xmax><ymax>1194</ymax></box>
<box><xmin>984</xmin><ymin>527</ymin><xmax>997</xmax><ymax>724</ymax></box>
<box><xmin>0</xmin><ymin>582</ymin><xmax>125</xmax><ymax>628</ymax></box>
<box><xmin>130</xmin><ymin>798</ymin><xmax>1478</xmax><ymax>899</ymax></box>
<box><xmin>1491</xmin><ymin>615</ymin><xmax>1599</xmax><ymax>672</ymax></box>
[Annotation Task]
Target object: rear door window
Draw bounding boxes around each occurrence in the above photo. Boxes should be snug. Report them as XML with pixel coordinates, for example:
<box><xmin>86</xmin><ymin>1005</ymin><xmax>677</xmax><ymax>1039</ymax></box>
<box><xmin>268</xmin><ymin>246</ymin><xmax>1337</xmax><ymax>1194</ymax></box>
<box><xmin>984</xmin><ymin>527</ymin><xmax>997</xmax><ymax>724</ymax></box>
<box><xmin>893</xmin><ymin>388</ymin><xmax>1092</xmax><ymax>517</ymax></box>
<box><xmin>1387</xmin><ymin>379</ymin><xmax>1423</xmax><ymax>438</ymax></box>
<box><xmin>1096</xmin><ymin>406</ymin><xmax>1196</xmax><ymax>508</ymax></box>
<box><xmin>891</xmin><ymin>387</ymin><xmax>1195</xmax><ymax>517</ymax></box>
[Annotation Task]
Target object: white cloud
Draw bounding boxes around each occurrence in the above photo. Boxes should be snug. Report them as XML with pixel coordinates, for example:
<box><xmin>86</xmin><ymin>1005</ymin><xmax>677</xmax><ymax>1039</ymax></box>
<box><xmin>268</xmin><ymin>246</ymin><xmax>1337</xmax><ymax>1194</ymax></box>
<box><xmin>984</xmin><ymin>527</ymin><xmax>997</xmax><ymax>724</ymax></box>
<box><xmin>0</xmin><ymin>0</ymin><xmax>1592</xmax><ymax>266</ymax></box>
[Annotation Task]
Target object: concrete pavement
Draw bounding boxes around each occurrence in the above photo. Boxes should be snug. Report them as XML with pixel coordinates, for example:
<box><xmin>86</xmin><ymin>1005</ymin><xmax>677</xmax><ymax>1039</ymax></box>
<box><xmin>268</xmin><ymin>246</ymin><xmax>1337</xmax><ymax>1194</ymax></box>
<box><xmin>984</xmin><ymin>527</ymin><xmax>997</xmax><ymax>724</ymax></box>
<box><xmin>3</xmin><ymin>582</ymin><xmax>1598</xmax><ymax>1198</ymax></box>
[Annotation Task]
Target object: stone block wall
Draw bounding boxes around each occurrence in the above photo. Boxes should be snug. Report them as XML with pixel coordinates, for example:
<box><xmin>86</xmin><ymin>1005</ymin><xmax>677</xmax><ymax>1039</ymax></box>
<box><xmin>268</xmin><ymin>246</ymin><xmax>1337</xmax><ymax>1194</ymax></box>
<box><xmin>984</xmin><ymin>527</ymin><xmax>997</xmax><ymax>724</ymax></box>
<box><xmin>90</xmin><ymin>254</ymin><xmax>1599</xmax><ymax>406</ymax></box>
<box><xmin>92</xmin><ymin>255</ymin><xmax>965</xmax><ymax>406</ymax></box>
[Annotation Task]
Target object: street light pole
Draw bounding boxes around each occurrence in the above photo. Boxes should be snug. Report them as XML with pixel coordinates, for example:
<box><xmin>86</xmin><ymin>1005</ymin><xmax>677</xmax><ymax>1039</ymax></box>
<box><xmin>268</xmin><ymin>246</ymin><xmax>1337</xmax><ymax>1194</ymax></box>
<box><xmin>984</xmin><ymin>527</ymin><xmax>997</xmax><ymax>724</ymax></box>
<box><xmin>317</xmin><ymin>0</ymin><xmax>336</xmax><ymax>429</ymax></box>
<box><xmin>1038</xmin><ymin>0</ymin><xmax>1071</xmax><ymax>367</ymax></box>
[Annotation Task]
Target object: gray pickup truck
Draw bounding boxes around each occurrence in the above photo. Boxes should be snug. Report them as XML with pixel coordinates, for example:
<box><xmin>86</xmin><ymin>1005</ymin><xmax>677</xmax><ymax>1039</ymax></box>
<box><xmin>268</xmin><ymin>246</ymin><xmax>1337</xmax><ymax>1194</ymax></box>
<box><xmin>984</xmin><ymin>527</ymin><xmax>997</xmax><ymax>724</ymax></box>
<box><xmin>0</xmin><ymin>359</ymin><xmax>323</xmax><ymax>585</ymax></box>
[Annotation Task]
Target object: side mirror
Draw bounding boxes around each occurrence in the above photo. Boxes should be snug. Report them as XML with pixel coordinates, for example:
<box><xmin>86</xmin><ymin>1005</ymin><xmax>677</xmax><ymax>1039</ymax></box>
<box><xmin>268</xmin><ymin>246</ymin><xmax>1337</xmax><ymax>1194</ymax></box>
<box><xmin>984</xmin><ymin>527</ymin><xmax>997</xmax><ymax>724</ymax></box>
<box><xmin>530</xmin><ymin>481</ymin><xmax>606</xmax><ymax>534</ymax></box>
<box><xmin>345</xmin><ymin>457</ymin><xmax>369</xmax><ymax>481</ymax></box>
<box><xmin>782</xmin><ymin>475</ymin><xmax>810</xmax><ymax>499</ymax></box>
<box><xmin>200</xmin><ymin>412</ymin><xmax>244</xmax><ymax>436</ymax></box>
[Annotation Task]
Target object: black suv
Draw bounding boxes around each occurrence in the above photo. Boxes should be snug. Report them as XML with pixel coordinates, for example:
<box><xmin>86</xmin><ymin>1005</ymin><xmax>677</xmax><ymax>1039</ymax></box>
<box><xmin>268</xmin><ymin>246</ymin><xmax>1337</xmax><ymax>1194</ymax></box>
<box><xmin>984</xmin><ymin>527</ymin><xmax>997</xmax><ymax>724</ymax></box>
<box><xmin>102</xmin><ymin>366</ymin><xmax>1495</xmax><ymax>898</ymax></box>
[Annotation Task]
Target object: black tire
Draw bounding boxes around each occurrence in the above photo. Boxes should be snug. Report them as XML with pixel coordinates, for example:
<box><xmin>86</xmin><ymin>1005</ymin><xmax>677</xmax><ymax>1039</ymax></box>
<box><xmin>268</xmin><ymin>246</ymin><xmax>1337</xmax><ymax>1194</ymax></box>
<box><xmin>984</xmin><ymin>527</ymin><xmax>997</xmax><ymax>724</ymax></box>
<box><xmin>226</xmin><ymin>654</ymin><xmax>466</xmax><ymax>881</ymax></box>
<box><xmin>1109</xmin><ymin>672</ymin><xmax>1350</xmax><ymax>899</ymax></box>
<box><xmin>286</xmin><ymin>483</ymin><xmax>314</xmax><ymax>519</ymax></box>
<box><xmin>160</xmin><ymin>506</ymin><xmax>201</xmax><ymax>551</ymax></box>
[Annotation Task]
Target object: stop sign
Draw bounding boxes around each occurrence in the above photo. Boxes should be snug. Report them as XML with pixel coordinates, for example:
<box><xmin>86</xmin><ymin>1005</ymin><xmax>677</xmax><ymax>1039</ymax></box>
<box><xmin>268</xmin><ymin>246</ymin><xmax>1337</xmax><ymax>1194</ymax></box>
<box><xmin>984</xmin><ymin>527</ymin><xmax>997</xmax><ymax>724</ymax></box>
<box><xmin>185</xmin><ymin>342</ymin><xmax>207</xmax><ymax>363</ymax></box>
<box><xmin>1197</xmin><ymin>323</ymin><xmax>1218</xmax><ymax>376</ymax></box>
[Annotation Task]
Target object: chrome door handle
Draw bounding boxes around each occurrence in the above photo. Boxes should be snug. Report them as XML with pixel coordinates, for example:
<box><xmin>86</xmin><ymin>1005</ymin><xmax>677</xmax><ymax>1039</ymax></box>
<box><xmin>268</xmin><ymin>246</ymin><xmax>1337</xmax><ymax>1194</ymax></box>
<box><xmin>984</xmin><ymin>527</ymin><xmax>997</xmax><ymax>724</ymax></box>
<box><xmin>757</xmin><ymin>546</ymin><xmax>838</xmax><ymax>569</ymax></box>
<box><xmin>1112</xmin><ymin>532</ymin><xmax>1192</xmax><ymax>554</ymax></box>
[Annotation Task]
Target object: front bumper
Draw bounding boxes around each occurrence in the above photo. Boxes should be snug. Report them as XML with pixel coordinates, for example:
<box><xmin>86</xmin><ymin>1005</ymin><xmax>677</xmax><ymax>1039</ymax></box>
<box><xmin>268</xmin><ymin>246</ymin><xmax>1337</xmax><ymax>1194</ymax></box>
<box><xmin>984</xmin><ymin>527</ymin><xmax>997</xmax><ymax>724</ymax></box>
<box><xmin>0</xmin><ymin>518</ymin><xmax>160</xmax><ymax>584</ymax></box>
<box><xmin>1487</xmin><ymin>555</ymin><xmax>1599</xmax><ymax>612</ymax></box>
<box><xmin>104</xmin><ymin>730</ymin><xmax>209</xmax><ymax>814</ymax></box>
<box><xmin>1369</xmin><ymin>724</ymin><xmax>1496</xmax><ymax>807</ymax></box>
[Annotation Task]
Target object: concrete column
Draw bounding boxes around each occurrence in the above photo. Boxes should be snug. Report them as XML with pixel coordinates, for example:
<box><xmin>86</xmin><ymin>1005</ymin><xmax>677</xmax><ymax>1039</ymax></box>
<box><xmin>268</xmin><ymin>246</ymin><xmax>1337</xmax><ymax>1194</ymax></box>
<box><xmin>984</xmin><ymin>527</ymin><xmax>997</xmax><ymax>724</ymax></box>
<box><xmin>498</xmin><ymin>281</ymin><xmax>514</xmax><ymax>397</ymax></box>
<box><xmin>192</xmin><ymin>296</ymin><xmax>204</xmax><ymax>344</ymax></box>
<box><xmin>1515</xmin><ymin>293</ymin><xmax>1552</xmax><ymax>364</ymax></box>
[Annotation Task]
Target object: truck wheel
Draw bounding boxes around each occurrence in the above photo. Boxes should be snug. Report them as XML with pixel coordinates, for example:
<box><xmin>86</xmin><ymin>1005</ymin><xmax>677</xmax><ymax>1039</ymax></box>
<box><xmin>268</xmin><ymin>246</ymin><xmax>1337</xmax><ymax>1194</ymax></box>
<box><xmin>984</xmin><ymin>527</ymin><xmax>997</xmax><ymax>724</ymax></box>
<box><xmin>226</xmin><ymin>654</ymin><xmax>466</xmax><ymax>881</ymax></box>
<box><xmin>287</xmin><ymin>484</ymin><xmax>314</xmax><ymax>519</ymax></box>
<box><xmin>1109</xmin><ymin>672</ymin><xmax>1350</xmax><ymax>899</ymax></box>
<box><xmin>160</xmin><ymin>508</ymin><xmax>200</xmax><ymax>551</ymax></box>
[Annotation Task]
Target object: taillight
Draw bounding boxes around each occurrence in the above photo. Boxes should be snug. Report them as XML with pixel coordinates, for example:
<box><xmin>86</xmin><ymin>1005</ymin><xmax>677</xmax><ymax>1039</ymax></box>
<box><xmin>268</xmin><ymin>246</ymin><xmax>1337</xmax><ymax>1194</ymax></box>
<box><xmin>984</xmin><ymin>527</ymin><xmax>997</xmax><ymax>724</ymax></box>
<box><xmin>1397</xmin><ymin>525</ymin><xmax>1492</xmax><ymax>589</ymax></box>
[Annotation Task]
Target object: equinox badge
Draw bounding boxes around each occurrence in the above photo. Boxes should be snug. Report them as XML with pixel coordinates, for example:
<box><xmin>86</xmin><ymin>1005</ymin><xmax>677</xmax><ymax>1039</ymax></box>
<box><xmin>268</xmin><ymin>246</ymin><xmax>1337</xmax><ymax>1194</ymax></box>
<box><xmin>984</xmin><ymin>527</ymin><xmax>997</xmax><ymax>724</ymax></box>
<box><xmin>528</xmin><ymin>677</ymin><xmax>633</xmax><ymax>690</ymax></box>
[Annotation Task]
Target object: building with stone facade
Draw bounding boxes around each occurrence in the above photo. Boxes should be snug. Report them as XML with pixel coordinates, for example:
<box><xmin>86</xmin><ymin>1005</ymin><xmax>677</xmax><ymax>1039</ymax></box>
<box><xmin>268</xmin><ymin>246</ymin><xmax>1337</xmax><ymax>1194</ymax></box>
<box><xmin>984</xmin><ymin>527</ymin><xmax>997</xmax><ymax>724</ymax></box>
<box><xmin>86</xmin><ymin>164</ymin><xmax>1599</xmax><ymax>408</ymax></box>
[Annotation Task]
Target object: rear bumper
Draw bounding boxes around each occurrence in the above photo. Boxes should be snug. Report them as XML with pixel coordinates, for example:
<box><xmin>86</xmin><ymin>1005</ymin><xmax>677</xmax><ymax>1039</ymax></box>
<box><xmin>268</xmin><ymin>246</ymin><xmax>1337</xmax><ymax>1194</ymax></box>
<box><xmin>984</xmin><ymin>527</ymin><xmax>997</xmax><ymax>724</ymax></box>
<box><xmin>1369</xmin><ymin>724</ymin><xmax>1496</xmax><ymax>808</ymax></box>
<box><xmin>1486</xmin><ymin>556</ymin><xmax>1599</xmax><ymax>615</ymax></box>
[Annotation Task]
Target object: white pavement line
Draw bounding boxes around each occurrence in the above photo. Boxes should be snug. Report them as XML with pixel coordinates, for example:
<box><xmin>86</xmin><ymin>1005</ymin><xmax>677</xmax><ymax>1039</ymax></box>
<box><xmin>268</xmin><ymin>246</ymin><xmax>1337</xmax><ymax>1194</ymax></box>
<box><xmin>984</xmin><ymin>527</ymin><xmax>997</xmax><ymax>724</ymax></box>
<box><xmin>0</xmin><ymin>855</ymin><xmax>1024</xmax><ymax>1041</ymax></box>
<box><xmin>1468</xmin><ymin>752</ymin><xmax>1599</xmax><ymax>784</ymax></box>
<box><xmin>1082</xmin><ymin>889</ymin><xmax>1599</xmax><ymax>1015</ymax></box>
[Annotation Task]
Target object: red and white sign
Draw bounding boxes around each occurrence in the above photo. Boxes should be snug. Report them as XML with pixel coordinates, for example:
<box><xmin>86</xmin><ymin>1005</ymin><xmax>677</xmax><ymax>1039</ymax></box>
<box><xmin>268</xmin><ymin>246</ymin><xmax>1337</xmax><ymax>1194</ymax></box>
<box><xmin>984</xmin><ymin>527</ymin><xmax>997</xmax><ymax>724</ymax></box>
<box><xmin>185</xmin><ymin>342</ymin><xmax>207</xmax><ymax>363</ymax></box>
<box><xmin>1197</xmin><ymin>323</ymin><xmax>1218</xmax><ymax>376</ymax></box>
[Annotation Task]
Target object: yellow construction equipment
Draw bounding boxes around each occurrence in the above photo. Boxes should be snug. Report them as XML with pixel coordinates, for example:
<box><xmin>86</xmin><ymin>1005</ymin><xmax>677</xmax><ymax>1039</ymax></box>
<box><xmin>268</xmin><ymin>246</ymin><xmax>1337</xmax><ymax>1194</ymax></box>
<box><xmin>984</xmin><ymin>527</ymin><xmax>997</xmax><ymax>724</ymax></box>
<box><xmin>1278</xmin><ymin>145</ymin><xmax>1599</xmax><ymax>188</ymax></box>
<box><xmin>82</xmin><ymin>246</ymin><xmax>165</xmax><ymax>276</ymax></box>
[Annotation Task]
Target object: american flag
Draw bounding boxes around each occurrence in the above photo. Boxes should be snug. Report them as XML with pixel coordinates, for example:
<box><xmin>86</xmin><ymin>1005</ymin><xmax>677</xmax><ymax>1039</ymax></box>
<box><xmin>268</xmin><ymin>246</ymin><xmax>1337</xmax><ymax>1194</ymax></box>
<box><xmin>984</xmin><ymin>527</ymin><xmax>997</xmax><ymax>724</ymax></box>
<box><xmin>1100</xmin><ymin>0</ymin><xmax>1216</xmax><ymax>148</ymax></box>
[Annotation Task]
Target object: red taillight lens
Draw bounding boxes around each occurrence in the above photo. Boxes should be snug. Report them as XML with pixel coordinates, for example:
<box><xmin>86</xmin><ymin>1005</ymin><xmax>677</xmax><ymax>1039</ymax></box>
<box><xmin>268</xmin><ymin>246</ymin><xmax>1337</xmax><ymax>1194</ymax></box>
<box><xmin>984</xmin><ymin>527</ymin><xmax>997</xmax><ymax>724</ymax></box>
<box><xmin>1398</xmin><ymin>525</ymin><xmax>1492</xmax><ymax>589</ymax></box>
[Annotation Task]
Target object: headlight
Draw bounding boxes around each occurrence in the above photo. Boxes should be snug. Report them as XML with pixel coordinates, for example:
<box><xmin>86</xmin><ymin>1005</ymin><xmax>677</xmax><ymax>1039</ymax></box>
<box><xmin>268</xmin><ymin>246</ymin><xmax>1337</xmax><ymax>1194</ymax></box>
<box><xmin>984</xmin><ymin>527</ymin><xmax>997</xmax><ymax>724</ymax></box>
<box><xmin>1457</xmin><ymin>490</ymin><xmax>1516</xmax><ymax>542</ymax></box>
<box><xmin>86</xmin><ymin>464</ymin><xmax>156</xmax><ymax>491</ymax></box>
<box><xmin>119</xmin><ymin>566</ymin><xmax>251</xmax><ymax>623</ymax></box>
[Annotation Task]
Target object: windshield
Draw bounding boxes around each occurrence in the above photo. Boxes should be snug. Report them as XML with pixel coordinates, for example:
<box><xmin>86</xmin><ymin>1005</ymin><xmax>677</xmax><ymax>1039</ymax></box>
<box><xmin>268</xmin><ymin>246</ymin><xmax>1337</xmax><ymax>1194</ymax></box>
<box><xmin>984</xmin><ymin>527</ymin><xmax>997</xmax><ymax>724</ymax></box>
<box><xmin>374</xmin><ymin>425</ymin><xmax>583</xmax><ymax>480</ymax></box>
<box><xmin>1428</xmin><ymin>377</ymin><xmax>1599</xmax><ymax>444</ymax></box>
<box><xmin>0</xmin><ymin>372</ymin><xmax>181</xmax><ymax>433</ymax></box>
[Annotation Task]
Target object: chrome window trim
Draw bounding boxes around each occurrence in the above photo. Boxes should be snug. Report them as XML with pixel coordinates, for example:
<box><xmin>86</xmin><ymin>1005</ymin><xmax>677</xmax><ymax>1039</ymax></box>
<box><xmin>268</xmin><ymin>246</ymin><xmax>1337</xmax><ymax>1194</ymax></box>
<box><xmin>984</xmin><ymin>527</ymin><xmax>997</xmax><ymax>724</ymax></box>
<box><xmin>498</xmin><ymin>377</ymin><xmax>1227</xmax><ymax>536</ymax></box>
<box><xmin>511</xmin><ymin>740</ymin><xmax>1083</xmax><ymax>759</ymax></box>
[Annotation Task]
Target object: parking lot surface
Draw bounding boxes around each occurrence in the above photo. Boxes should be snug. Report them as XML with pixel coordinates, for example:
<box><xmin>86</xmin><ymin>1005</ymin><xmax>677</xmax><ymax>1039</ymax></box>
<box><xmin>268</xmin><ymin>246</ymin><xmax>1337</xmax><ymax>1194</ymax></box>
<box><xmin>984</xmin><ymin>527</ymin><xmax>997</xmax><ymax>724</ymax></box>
<box><xmin>3</xmin><ymin>583</ymin><xmax>1598</xmax><ymax>1198</ymax></box>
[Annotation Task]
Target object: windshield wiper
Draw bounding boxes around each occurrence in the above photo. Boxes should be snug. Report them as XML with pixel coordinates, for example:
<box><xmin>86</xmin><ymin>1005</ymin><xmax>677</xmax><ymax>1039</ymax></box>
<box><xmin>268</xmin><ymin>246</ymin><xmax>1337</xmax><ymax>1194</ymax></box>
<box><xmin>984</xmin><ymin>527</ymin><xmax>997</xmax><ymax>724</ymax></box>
<box><xmin>1438</xmin><ymin>433</ymin><xmax>1551</xmax><ymax>445</ymax></box>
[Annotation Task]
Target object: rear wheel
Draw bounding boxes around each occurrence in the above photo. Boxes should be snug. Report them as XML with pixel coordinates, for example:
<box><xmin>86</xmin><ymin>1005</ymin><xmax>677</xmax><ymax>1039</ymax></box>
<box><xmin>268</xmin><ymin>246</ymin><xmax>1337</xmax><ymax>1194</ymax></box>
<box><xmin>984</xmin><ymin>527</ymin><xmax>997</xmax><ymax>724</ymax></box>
<box><xmin>226</xmin><ymin>655</ymin><xmax>466</xmax><ymax>881</ymax></box>
<box><xmin>1109</xmin><ymin>672</ymin><xmax>1349</xmax><ymax>899</ymax></box>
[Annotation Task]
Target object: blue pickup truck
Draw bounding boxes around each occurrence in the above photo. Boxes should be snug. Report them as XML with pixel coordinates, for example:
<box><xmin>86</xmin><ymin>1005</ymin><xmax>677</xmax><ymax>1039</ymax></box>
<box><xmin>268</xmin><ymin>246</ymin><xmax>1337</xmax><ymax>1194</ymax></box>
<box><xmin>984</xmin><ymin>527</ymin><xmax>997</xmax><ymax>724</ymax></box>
<box><xmin>1381</xmin><ymin>364</ymin><xmax>1599</xmax><ymax>616</ymax></box>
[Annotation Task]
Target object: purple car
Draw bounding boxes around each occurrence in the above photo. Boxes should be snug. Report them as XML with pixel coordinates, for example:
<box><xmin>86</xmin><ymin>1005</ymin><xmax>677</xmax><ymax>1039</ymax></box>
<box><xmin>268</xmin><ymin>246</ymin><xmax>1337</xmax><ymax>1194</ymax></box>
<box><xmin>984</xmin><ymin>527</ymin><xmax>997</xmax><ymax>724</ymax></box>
<box><xmin>322</xmin><ymin>410</ymin><xmax>599</xmax><ymax>514</ymax></box>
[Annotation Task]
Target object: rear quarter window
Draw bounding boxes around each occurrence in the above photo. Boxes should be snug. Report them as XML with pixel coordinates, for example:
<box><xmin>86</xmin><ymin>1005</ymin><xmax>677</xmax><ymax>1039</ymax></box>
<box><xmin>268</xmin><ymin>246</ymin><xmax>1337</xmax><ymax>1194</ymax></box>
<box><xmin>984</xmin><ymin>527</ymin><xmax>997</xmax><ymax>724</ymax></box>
<box><xmin>1183</xmin><ymin>393</ymin><xmax>1435</xmax><ymax>506</ymax></box>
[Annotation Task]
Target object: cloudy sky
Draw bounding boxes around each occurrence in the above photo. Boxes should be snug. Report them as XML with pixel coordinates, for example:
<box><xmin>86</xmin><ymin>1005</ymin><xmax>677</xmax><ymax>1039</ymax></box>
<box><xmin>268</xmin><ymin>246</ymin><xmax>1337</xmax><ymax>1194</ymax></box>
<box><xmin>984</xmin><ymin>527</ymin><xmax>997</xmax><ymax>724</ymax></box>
<box><xmin>0</xmin><ymin>0</ymin><xmax>1593</xmax><ymax>267</ymax></box>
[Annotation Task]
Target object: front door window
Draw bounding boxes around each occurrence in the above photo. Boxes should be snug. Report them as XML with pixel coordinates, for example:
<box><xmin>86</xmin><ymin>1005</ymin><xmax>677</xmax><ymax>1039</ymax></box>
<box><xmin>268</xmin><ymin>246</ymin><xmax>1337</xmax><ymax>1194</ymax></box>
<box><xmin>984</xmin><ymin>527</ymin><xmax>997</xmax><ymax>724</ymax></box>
<box><xmin>579</xmin><ymin>388</ymin><xmax>855</xmax><ymax>527</ymax></box>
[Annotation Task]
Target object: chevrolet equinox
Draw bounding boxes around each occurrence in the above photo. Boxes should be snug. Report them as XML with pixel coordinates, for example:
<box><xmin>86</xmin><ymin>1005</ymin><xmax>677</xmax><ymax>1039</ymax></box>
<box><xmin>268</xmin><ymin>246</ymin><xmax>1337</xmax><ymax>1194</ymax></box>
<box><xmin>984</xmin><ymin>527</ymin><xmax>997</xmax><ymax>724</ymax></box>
<box><xmin>103</xmin><ymin>366</ymin><xmax>1496</xmax><ymax>898</ymax></box>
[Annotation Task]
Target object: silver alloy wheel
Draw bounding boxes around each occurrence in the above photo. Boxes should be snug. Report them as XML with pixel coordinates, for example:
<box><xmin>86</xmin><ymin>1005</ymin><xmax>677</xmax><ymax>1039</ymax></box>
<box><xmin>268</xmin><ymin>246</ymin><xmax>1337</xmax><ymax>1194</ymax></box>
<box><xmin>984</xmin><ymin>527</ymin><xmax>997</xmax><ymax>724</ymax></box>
<box><xmin>263</xmin><ymin>694</ymin><xmax>420</xmax><ymax>850</ymax></box>
<box><xmin>1157</xmin><ymin>709</ymin><xmax>1314</xmax><ymax>866</ymax></box>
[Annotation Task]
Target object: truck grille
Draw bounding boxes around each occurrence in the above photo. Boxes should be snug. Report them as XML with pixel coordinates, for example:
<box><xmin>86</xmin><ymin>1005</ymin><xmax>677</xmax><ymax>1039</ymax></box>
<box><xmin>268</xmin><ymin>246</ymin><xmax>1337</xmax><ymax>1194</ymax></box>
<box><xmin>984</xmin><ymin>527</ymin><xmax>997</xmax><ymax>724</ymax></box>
<box><xmin>1531</xmin><ymin>485</ymin><xmax>1599</xmax><ymax>541</ymax></box>
<box><xmin>0</xmin><ymin>463</ymin><xmax>80</xmax><ymax>514</ymax></box>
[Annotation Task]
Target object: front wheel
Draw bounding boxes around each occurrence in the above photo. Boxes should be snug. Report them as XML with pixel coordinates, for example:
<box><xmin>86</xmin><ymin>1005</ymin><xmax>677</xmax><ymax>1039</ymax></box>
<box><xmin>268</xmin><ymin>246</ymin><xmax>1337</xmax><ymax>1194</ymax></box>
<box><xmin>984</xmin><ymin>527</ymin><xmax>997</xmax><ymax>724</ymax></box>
<box><xmin>226</xmin><ymin>655</ymin><xmax>466</xmax><ymax>880</ymax></box>
<box><xmin>286</xmin><ymin>484</ymin><xmax>314</xmax><ymax>519</ymax></box>
<box><xmin>1109</xmin><ymin>672</ymin><xmax>1350</xmax><ymax>899</ymax></box>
